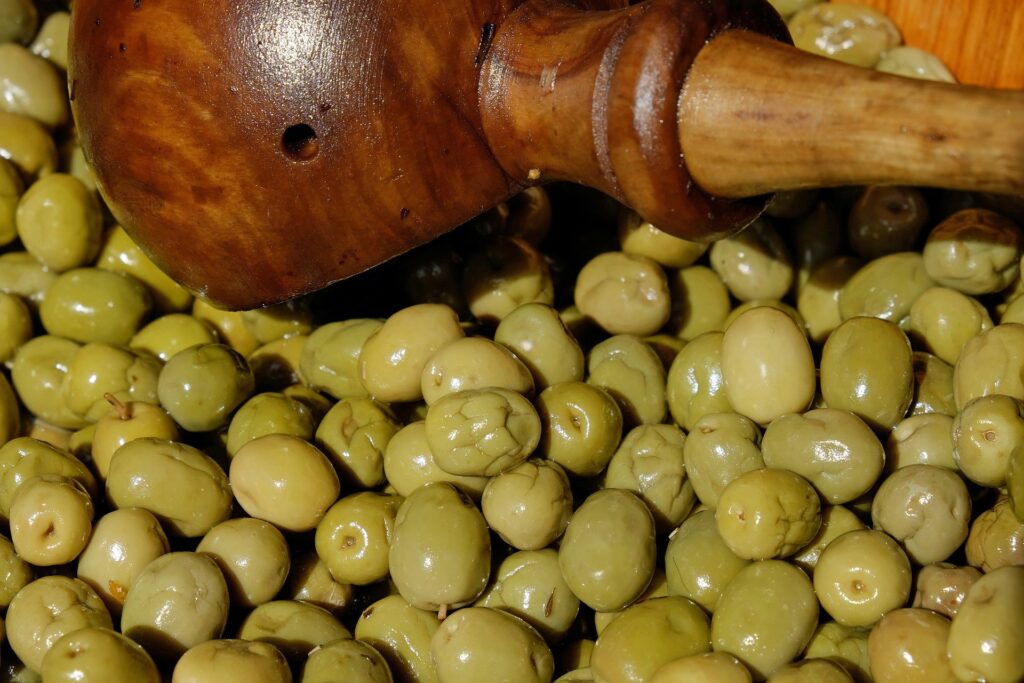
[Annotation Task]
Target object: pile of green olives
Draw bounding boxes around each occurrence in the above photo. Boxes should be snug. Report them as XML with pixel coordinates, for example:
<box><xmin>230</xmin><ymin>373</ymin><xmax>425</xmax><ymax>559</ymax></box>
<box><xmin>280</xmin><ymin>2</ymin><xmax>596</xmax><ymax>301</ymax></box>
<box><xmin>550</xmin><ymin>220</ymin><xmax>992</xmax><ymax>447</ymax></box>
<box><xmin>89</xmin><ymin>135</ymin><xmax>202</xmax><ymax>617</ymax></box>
<box><xmin>1</xmin><ymin>1</ymin><xmax>1023</xmax><ymax>682</ymax></box>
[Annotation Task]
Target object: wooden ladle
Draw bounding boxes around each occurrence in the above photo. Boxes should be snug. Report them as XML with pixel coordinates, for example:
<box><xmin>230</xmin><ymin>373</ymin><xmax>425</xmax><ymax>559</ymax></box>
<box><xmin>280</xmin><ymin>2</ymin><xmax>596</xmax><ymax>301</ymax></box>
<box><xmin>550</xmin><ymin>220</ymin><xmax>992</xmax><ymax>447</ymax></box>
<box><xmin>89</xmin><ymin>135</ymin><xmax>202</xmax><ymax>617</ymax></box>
<box><xmin>69</xmin><ymin>0</ymin><xmax>1024</xmax><ymax>309</ymax></box>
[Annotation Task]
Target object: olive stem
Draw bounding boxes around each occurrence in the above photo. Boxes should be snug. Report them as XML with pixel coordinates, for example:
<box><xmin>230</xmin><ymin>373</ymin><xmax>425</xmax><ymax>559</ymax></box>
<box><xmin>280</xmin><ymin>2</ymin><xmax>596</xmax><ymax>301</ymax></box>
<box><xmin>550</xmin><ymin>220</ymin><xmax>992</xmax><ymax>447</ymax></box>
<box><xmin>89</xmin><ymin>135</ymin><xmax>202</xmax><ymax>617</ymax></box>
<box><xmin>103</xmin><ymin>393</ymin><xmax>133</xmax><ymax>421</ymax></box>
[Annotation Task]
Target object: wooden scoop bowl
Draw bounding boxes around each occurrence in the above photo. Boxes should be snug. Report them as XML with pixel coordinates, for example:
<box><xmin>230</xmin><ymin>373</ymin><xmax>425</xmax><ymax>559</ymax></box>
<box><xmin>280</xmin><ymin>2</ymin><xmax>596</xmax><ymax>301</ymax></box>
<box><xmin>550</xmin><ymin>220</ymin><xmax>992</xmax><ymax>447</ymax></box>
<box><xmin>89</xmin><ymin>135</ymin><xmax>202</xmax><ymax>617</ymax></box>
<box><xmin>69</xmin><ymin>0</ymin><xmax>1024</xmax><ymax>309</ymax></box>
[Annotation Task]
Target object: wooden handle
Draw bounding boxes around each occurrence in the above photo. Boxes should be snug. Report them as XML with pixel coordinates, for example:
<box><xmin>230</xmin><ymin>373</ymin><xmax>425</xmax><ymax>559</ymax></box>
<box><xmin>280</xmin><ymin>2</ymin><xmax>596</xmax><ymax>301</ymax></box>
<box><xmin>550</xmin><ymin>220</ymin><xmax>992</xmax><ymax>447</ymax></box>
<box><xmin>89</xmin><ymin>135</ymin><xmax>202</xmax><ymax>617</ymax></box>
<box><xmin>678</xmin><ymin>30</ymin><xmax>1024</xmax><ymax>198</ymax></box>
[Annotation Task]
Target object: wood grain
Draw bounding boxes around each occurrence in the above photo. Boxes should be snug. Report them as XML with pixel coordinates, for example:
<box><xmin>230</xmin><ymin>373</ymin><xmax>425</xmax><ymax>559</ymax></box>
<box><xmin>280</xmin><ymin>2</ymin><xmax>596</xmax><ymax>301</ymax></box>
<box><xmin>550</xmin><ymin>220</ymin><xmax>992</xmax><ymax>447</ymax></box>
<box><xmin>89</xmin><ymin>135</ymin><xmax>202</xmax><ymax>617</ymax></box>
<box><xmin>836</xmin><ymin>0</ymin><xmax>1024</xmax><ymax>89</ymax></box>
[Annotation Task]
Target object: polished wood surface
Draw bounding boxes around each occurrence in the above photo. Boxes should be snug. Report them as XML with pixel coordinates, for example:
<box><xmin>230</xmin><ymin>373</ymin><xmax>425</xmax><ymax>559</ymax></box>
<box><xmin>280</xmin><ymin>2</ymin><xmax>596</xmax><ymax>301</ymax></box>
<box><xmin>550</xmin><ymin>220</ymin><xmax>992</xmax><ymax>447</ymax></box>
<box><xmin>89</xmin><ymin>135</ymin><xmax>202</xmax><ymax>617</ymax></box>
<box><xmin>839</xmin><ymin>0</ymin><xmax>1024</xmax><ymax>89</ymax></box>
<box><xmin>69</xmin><ymin>0</ymin><xmax>1024</xmax><ymax>309</ymax></box>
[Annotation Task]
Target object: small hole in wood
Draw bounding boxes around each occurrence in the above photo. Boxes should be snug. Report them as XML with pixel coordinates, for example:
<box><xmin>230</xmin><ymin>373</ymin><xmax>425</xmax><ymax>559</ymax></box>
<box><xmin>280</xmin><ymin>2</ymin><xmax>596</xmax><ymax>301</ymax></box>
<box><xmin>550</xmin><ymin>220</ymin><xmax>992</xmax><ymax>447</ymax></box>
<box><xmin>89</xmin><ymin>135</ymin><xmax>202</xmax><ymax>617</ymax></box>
<box><xmin>282</xmin><ymin>124</ymin><xmax>319</xmax><ymax>161</ymax></box>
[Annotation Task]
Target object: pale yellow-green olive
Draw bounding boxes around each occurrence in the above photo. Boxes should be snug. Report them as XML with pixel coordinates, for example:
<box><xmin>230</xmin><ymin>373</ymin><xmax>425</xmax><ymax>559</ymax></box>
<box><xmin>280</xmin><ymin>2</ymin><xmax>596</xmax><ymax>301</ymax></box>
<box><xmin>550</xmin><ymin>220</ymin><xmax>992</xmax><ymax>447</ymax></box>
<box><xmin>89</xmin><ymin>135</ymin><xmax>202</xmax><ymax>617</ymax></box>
<box><xmin>867</xmin><ymin>608</ymin><xmax>956</xmax><ymax>683</ymax></box>
<box><xmin>761</xmin><ymin>409</ymin><xmax>884</xmax><ymax>504</ymax></box>
<box><xmin>721</xmin><ymin>307</ymin><xmax>815</xmax><ymax>426</ymax></box>
<box><xmin>96</xmin><ymin>225</ymin><xmax>194</xmax><ymax>312</ymax></box>
<box><xmin>106</xmin><ymin>437</ymin><xmax>232</xmax><ymax>537</ymax></box>
<box><xmin>382</xmin><ymin>420</ymin><xmax>489</xmax><ymax>499</ymax></box>
<box><xmin>709</xmin><ymin>218</ymin><xmax>794</xmax><ymax>303</ymax></box>
<box><xmin>802</xmin><ymin>621</ymin><xmax>871</xmax><ymax>682</ymax></box>
<box><xmin>424</xmin><ymin>387</ymin><xmax>540</xmax><ymax>477</ymax></box>
<box><xmin>248</xmin><ymin>334</ymin><xmax>307</xmax><ymax>392</ymax></box>
<box><xmin>11</xmin><ymin>334</ymin><xmax>88</xmax><ymax>430</ymax></box>
<box><xmin>494</xmin><ymin>302</ymin><xmax>585</xmax><ymax>390</ymax></box>
<box><xmin>463</xmin><ymin>236</ymin><xmax>555</xmax><ymax>324</ymax></box>
<box><xmin>650</xmin><ymin>651</ymin><xmax>752</xmax><ymax>683</ymax></box>
<box><xmin>238</xmin><ymin>600</ymin><xmax>351</xmax><ymax>662</ymax></box>
<box><xmin>16</xmin><ymin>174</ymin><xmax>101</xmax><ymax>273</ymax></box>
<box><xmin>91</xmin><ymin>399</ymin><xmax>179</xmax><ymax>479</ymax></box>
<box><xmin>120</xmin><ymin>552</ymin><xmax>229</xmax><ymax>661</ymax></box>
<box><xmin>558</xmin><ymin>488</ymin><xmax>656</xmax><ymax>612</ymax></box>
<box><xmin>788</xmin><ymin>2</ymin><xmax>901</xmax><ymax>67</ymax></box>
<box><xmin>283</xmin><ymin>551</ymin><xmax>355</xmax><ymax>615</ymax></box>
<box><xmin>605</xmin><ymin>424</ymin><xmax>694</xmax><ymax>533</ymax></box>
<box><xmin>192</xmin><ymin>298</ymin><xmax>261</xmax><ymax>356</ymax></box>
<box><xmin>389</xmin><ymin>483</ymin><xmax>491</xmax><ymax>612</ymax></box>
<box><xmin>723</xmin><ymin>299</ymin><xmax>807</xmax><ymax>333</ymax></box>
<box><xmin>77</xmin><ymin>508</ymin><xmax>169</xmax><ymax>615</ymax></box>
<box><xmin>667</xmin><ymin>265</ymin><xmax>731</xmax><ymax>341</ymax></box>
<box><xmin>537</xmin><ymin>381</ymin><xmax>622</xmax><ymax>477</ymax></box>
<box><xmin>848</xmin><ymin>186</ymin><xmax>929</xmax><ymax>260</ymax></box>
<box><xmin>923</xmin><ymin>209</ymin><xmax>1023</xmax><ymax>295</ymax></box>
<box><xmin>908</xmin><ymin>287</ymin><xmax>992</xmax><ymax>365</ymax></box>
<box><xmin>791</xmin><ymin>504</ymin><xmax>866</xmax><ymax>573</ymax></box>
<box><xmin>0</xmin><ymin>250</ymin><xmax>57</xmax><ymax>310</ymax></box>
<box><xmin>618</xmin><ymin>211</ymin><xmax>708</xmax><ymax>268</ymax></box>
<box><xmin>574</xmin><ymin>251</ymin><xmax>671</xmax><ymax>336</ymax></box>
<box><xmin>10</xmin><ymin>475</ymin><xmax>93</xmax><ymax>566</ymax></box>
<box><xmin>230</xmin><ymin>433</ymin><xmax>340</xmax><ymax>532</ymax></box>
<box><xmin>40</xmin><ymin>268</ymin><xmax>152</xmax><ymax>346</ymax></box>
<box><xmin>315</xmin><ymin>492</ymin><xmax>401</xmax><ymax>586</ymax></box>
<box><xmin>820</xmin><ymin>316</ymin><xmax>914</xmax><ymax>431</ymax></box>
<box><xmin>965</xmin><ymin>497</ymin><xmax>1024</xmax><ymax>572</ymax></box>
<box><xmin>912</xmin><ymin>563</ymin><xmax>981</xmax><ymax>619</ymax></box>
<box><xmin>591</xmin><ymin>597</ymin><xmax>711</xmax><ymax>683</ymax></box>
<box><xmin>315</xmin><ymin>396</ymin><xmax>400</xmax><ymax>487</ymax></box>
<box><xmin>421</xmin><ymin>335</ymin><xmax>534</xmax><ymax>404</ymax></box>
<box><xmin>172</xmin><ymin>639</ymin><xmax>292</xmax><ymax>683</ymax></box>
<box><xmin>0</xmin><ymin>158</ymin><xmax>23</xmax><ymax>247</ymax></box>
<box><xmin>197</xmin><ymin>518</ymin><xmax>290</xmax><ymax>608</ymax></box>
<box><xmin>711</xmin><ymin>560</ymin><xmax>819</xmax><ymax>679</ymax></box>
<box><xmin>0</xmin><ymin>43</ymin><xmax>68</xmax><ymax>127</ymax></box>
<box><xmin>29</xmin><ymin>11</ymin><xmax>70</xmax><ymax>70</ymax></box>
<box><xmin>814</xmin><ymin>530</ymin><xmax>912</xmax><ymax>628</ymax></box>
<box><xmin>302</xmin><ymin>638</ymin><xmax>393</xmax><ymax>683</ymax></box>
<box><xmin>241</xmin><ymin>299</ymin><xmax>314</xmax><ymax>345</ymax></box>
<box><xmin>299</xmin><ymin>319</ymin><xmax>383</xmax><ymax>399</ymax></box>
<box><xmin>796</xmin><ymin>256</ymin><xmax>862</xmax><ymax>344</ymax></box>
<box><xmin>911</xmin><ymin>352</ymin><xmax>957</xmax><ymax>416</ymax></box>
<box><xmin>0</xmin><ymin>111</ymin><xmax>57</xmax><ymax>178</ymax></box>
<box><xmin>0</xmin><ymin>369</ymin><xmax>21</xmax><ymax>447</ymax></box>
<box><xmin>871</xmin><ymin>465</ymin><xmax>971</xmax><ymax>565</ymax></box>
<box><xmin>593</xmin><ymin>569</ymin><xmax>669</xmax><ymax>636</ymax></box>
<box><xmin>666</xmin><ymin>332</ymin><xmax>733</xmax><ymax>431</ymax></box>
<box><xmin>0</xmin><ymin>436</ymin><xmax>97</xmax><ymax>521</ymax></box>
<box><xmin>954</xmin><ymin>323</ymin><xmax>1024</xmax><ymax>410</ymax></box>
<box><xmin>61</xmin><ymin>343</ymin><xmax>161</xmax><ymax>422</ymax></box>
<box><xmin>587</xmin><ymin>334</ymin><xmax>666</xmax><ymax>426</ymax></box>
<box><xmin>664</xmin><ymin>509</ymin><xmax>750</xmax><ymax>613</ymax></box>
<box><xmin>482</xmin><ymin>458</ymin><xmax>572</xmax><ymax>550</ymax></box>
<box><xmin>682</xmin><ymin>412</ymin><xmax>764</xmax><ymax>508</ymax></box>
<box><xmin>42</xmin><ymin>627</ymin><xmax>160</xmax><ymax>683</ymax></box>
<box><xmin>157</xmin><ymin>343</ymin><xmax>255</xmax><ymax>432</ymax></box>
<box><xmin>354</xmin><ymin>594</ymin><xmax>440</xmax><ymax>683</ymax></box>
<box><xmin>839</xmin><ymin>252</ymin><xmax>935</xmax><ymax>322</ymax></box>
<box><xmin>885</xmin><ymin>413</ymin><xmax>957</xmax><ymax>471</ymax></box>
<box><xmin>359</xmin><ymin>304</ymin><xmax>465</xmax><ymax>402</ymax></box>
<box><xmin>0</xmin><ymin>533</ymin><xmax>33</xmax><ymax>608</ymax></box>
<box><xmin>716</xmin><ymin>468</ymin><xmax>821</xmax><ymax>560</ymax></box>
<box><xmin>952</xmin><ymin>394</ymin><xmax>1024</xmax><ymax>487</ymax></box>
<box><xmin>430</xmin><ymin>607</ymin><xmax>553</xmax><ymax>683</ymax></box>
<box><xmin>876</xmin><ymin>46</ymin><xmax>956</xmax><ymax>82</ymax></box>
<box><xmin>475</xmin><ymin>548</ymin><xmax>580</xmax><ymax>643</ymax></box>
<box><xmin>767</xmin><ymin>659</ymin><xmax>853</xmax><ymax>683</ymax></box>
<box><xmin>0</xmin><ymin>0</ymin><xmax>36</xmax><ymax>44</ymax></box>
<box><xmin>5</xmin><ymin>576</ymin><xmax>112</xmax><ymax>672</ymax></box>
<box><xmin>130</xmin><ymin>314</ymin><xmax>218</xmax><ymax>361</ymax></box>
<box><xmin>947</xmin><ymin>566</ymin><xmax>1024</xmax><ymax>683</ymax></box>
<box><xmin>226</xmin><ymin>391</ymin><xmax>316</xmax><ymax>457</ymax></box>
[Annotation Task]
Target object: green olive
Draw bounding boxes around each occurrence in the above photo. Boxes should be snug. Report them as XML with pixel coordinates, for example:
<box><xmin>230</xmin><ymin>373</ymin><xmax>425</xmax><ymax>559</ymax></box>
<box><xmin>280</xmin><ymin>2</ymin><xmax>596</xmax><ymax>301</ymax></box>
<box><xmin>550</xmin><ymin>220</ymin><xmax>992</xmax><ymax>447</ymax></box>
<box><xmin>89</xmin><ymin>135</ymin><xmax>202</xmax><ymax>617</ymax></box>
<box><xmin>767</xmin><ymin>659</ymin><xmax>853</xmax><ymax>683</ymax></box>
<box><xmin>721</xmin><ymin>308</ymin><xmax>815</xmax><ymax>426</ymax></box>
<box><xmin>106</xmin><ymin>437</ymin><xmax>231</xmax><ymax>537</ymax></box>
<box><xmin>197</xmin><ymin>518</ymin><xmax>290</xmax><ymax>608</ymax></box>
<box><xmin>537</xmin><ymin>381</ymin><xmax>622</xmax><ymax>477</ymax></box>
<box><xmin>431</xmin><ymin>607</ymin><xmax>553</xmax><ymax>683</ymax></box>
<box><xmin>952</xmin><ymin>394</ymin><xmax>1024</xmax><ymax>487</ymax></box>
<box><xmin>0</xmin><ymin>158</ymin><xmax>23</xmax><ymax>247</ymax></box>
<box><xmin>0</xmin><ymin>250</ymin><xmax>57</xmax><ymax>310</ymax></box>
<box><xmin>912</xmin><ymin>563</ymin><xmax>981</xmax><ymax>619</ymax></box>
<box><xmin>29</xmin><ymin>10</ymin><xmax>70</xmax><ymax>70</ymax></box>
<box><xmin>424</xmin><ymin>388</ymin><xmax>540</xmax><ymax>477</ymax></box>
<box><xmin>711</xmin><ymin>560</ymin><xmax>819</xmax><ymax>679</ymax></box>
<box><xmin>192</xmin><ymin>298</ymin><xmax>261</xmax><ymax>356</ymax></box>
<box><xmin>173</xmin><ymin>639</ymin><xmax>291</xmax><ymax>683</ymax></box>
<box><xmin>791</xmin><ymin>504</ymin><xmax>866</xmax><ymax>573</ymax></box>
<box><xmin>667</xmin><ymin>265</ymin><xmax>731</xmax><ymax>341</ymax></box>
<box><xmin>313</xmin><ymin>397</ymin><xmax>401</xmax><ymax>487</ymax></box>
<box><xmin>820</xmin><ymin>316</ymin><xmax>914</xmax><ymax>431</ymax></box>
<box><xmin>382</xmin><ymin>420</ymin><xmax>489</xmax><ymax>499</ymax></box>
<box><xmin>91</xmin><ymin>399</ymin><xmax>179</xmax><ymax>479</ymax></box>
<box><xmin>587</xmin><ymin>334</ymin><xmax>666</xmax><ymax>426</ymax></box>
<box><xmin>802</xmin><ymin>621</ymin><xmax>870</xmax><ymax>682</ymax></box>
<box><xmin>789</xmin><ymin>2</ymin><xmax>901</xmax><ymax>67</ymax></box>
<box><xmin>0</xmin><ymin>370</ymin><xmax>21</xmax><ymax>446</ymax></box>
<box><xmin>876</xmin><ymin>46</ymin><xmax>956</xmax><ymax>82</ymax></box>
<box><xmin>665</xmin><ymin>508</ymin><xmax>751</xmax><ymax>613</ymax></box>
<box><xmin>680</xmin><ymin>413</ymin><xmax>762</xmax><ymax>508</ymax></box>
<box><xmin>389</xmin><ymin>483</ymin><xmax>491</xmax><ymax>612</ymax></box>
<box><xmin>0</xmin><ymin>44</ymin><xmax>68</xmax><ymax>127</ymax></box>
<box><xmin>867</xmin><ymin>608</ymin><xmax>956</xmax><ymax>683</ymax></box>
<box><xmin>909</xmin><ymin>287</ymin><xmax>993</xmax><ymax>366</ymax></box>
<box><xmin>248</xmin><ymin>333</ymin><xmax>307</xmax><ymax>391</ymax></box>
<box><xmin>6</xmin><ymin>576</ymin><xmax>112</xmax><ymax>672</ymax></box>
<box><xmin>316</xmin><ymin>492</ymin><xmax>402</xmax><ymax>586</ymax></box>
<box><xmin>797</xmin><ymin>256</ymin><xmax>862</xmax><ymax>344</ymax></box>
<box><xmin>666</xmin><ymin>332</ymin><xmax>733</xmax><ymax>432</ymax></box>
<box><xmin>9</xmin><ymin>474</ymin><xmax>93</xmax><ymax>566</ymax></box>
<box><xmin>41</xmin><ymin>627</ymin><xmax>160</xmax><ymax>683</ymax></box>
<box><xmin>716</xmin><ymin>468</ymin><xmax>821</xmax><ymax>560</ymax></box>
<box><xmin>885</xmin><ymin>413</ymin><xmax>957</xmax><ymax>471</ymax></box>
<box><xmin>283</xmin><ymin>551</ymin><xmax>355</xmax><ymax>615</ymax></box>
<box><xmin>710</xmin><ymin>218</ymin><xmax>794</xmax><ymax>303</ymax></box>
<box><xmin>650</xmin><ymin>652</ymin><xmax>752</xmax><ymax>683</ymax></box>
<box><xmin>299</xmin><ymin>319</ymin><xmax>384</xmax><ymax>399</ymax></box>
<box><xmin>421</xmin><ymin>336</ymin><xmax>534</xmax><ymax>404</ymax></box>
<box><xmin>241</xmin><ymin>299</ymin><xmax>314</xmax><ymax>344</ymax></box>
<box><xmin>226</xmin><ymin>391</ymin><xmax>316</xmax><ymax>457</ymax></box>
<box><xmin>911</xmin><ymin>352</ymin><xmax>956</xmax><ymax>416</ymax></box>
<box><xmin>77</xmin><ymin>508</ymin><xmax>169</xmax><ymax>616</ymax></box>
<box><xmin>355</xmin><ymin>594</ymin><xmax>440</xmax><ymax>683</ymax></box>
<box><xmin>463</xmin><ymin>236</ymin><xmax>555</xmax><ymax>324</ymax></box>
<box><xmin>0</xmin><ymin>0</ymin><xmax>36</xmax><ymax>44</ymax></box>
<box><xmin>923</xmin><ymin>209</ymin><xmax>1023</xmax><ymax>295</ymax></box>
<box><xmin>574</xmin><ymin>251</ymin><xmax>670</xmax><ymax>336</ymax></box>
<box><xmin>593</xmin><ymin>569</ymin><xmax>669</xmax><ymax>636</ymax></box>
<box><xmin>494</xmin><ymin>302</ymin><xmax>585</xmax><ymax>391</ymax></box>
<box><xmin>814</xmin><ymin>530</ymin><xmax>911</xmax><ymax>628</ymax></box>
<box><xmin>558</xmin><ymin>488</ymin><xmax>656</xmax><ymax>612</ymax></box>
<box><xmin>96</xmin><ymin>226</ymin><xmax>194</xmax><ymax>312</ymax></box>
<box><xmin>0</xmin><ymin>436</ymin><xmax>97</xmax><ymax>522</ymax></box>
<box><xmin>130</xmin><ymin>314</ymin><xmax>218</xmax><ymax>361</ymax></box>
<box><xmin>761</xmin><ymin>409</ymin><xmax>884</xmax><ymax>504</ymax></box>
<box><xmin>237</xmin><ymin>600</ymin><xmax>351</xmax><ymax>663</ymax></box>
<box><xmin>11</xmin><ymin>335</ymin><xmax>88</xmax><ymax>430</ymax></box>
<box><xmin>965</xmin><ymin>497</ymin><xmax>1024</xmax><ymax>572</ymax></box>
<box><xmin>618</xmin><ymin>211</ymin><xmax>708</xmax><ymax>268</ymax></box>
<box><xmin>605</xmin><ymin>424</ymin><xmax>694</xmax><ymax>532</ymax></box>
<box><xmin>839</xmin><ymin>252</ymin><xmax>935</xmax><ymax>322</ymax></box>
<box><xmin>475</xmin><ymin>548</ymin><xmax>580</xmax><ymax>643</ymax></box>
<box><xmin>954</xmin><ymin>323</ymin><xmax>1024</xmax><ymax>410</ymax></box>
<box><xmin>16</xmin><ymin>175</ymin><xmax>100</xmax><ymax>274</ymax></box>
<box><xmin>591</xmin><ymin>597</ymin><xmax>710</xmax><ymax>683</ymax></box>
<box><xmin>947</xmin><ymin>566</ymin><xmax>1024</xmax><ymax>683</ymax></box>
<box><xmin>0</xmin><ymin>533</ymin><xmax>33</xmax><ymax>608</ymax></box>
<box><xmin>482</xmin><ymin>458</ymin><xmax>572</xmax><ymax>550</ymax></box>
<box><xmin>61</xmin><ymin>343</ymin><xmax>161</xmax><ymax>423</ymax></box>
<box><xmin>848</xmin><ymin>186</ymin><xmax>929</xmax><ymax>260</ymax></box>
<box><xmin>40</xmin><ymin>268</ymin><xmax>152</xmax><ymax>345</ymax></box>
<box><xmin>302</xmin><ymin>638</ymin><xmax>394</xmax><ymax>683</ymax></box>
<box><xmin>0</xmin><ymin>111</ymin><xmax>57</xmax><ymax>178</ymax></box>
<box><xmin>157</xmin><ymin>343</ymin><xmax>254</xmax><ymax>432</ymax></box>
